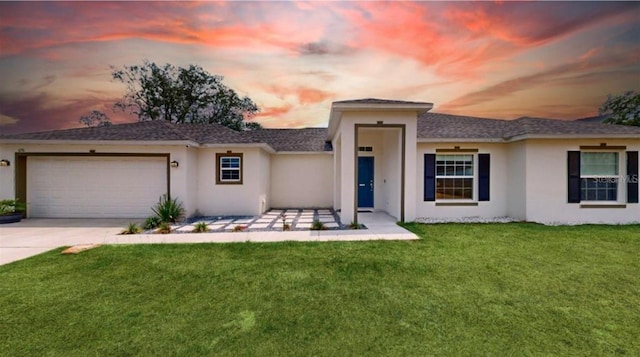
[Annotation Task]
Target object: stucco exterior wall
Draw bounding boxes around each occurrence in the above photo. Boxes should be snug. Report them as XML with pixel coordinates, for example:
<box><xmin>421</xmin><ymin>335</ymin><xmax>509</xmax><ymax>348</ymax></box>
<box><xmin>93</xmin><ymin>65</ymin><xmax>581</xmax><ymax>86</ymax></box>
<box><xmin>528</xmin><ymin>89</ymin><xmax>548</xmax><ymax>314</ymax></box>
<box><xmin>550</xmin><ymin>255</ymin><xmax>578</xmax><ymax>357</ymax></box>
<box><xmin>270</xmin><ymin>153</ymin><xmax>333</xmax><ymax>208</ymax></box>
<box><xmin>332</xmin><ymin>133</ymin><xmax>342</xmax><ymax>212</ymax></box>
<box><xmin>184</xmin><ymin>147</ymin><xmax>199</xmax><ymax>216</ymax></box>
<box><xmin>336</xmin><ymin>111</ymin><xmax>417</xmax><ymax>223</ymax></box>
<box><xmin>195</xmin><ymin>147</ymin><xmax>270</xmax><ymax>216</ymax></box>
<box><xmin>523</xmin><ymin>139</ymin><xmax>640</xmax><ymax>224</ymax></box>
<box><xmin>0</xmin><ymin>142</ymin><xmax>194</xmax><ymax>215</ymax></box>
<box><xmin>506</xmin><ymin>141</ymin><xmax>526</xmax><ymax>220</ymax></box>
<box><xmin>415</xmin><ymin>142</ymin><xmax>509</xmax><ymax>220</ymax></box>
<box><xmin>382</xmin><ymin>130</ymin><xmax>402</xmax><ymax>219</ymax></box>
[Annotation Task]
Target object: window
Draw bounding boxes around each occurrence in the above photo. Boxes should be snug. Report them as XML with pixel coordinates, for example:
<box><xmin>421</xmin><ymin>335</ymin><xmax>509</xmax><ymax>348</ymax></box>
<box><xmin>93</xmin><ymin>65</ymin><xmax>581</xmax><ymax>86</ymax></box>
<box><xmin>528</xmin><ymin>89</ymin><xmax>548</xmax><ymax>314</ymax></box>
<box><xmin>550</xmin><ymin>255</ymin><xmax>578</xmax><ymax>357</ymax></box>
<box><xmin>216</xmin><ymin>153</ymin><xmax>243</xmax><ymax>184</ymax></box>
<box><xmin>435</xmin><ymin>154</ymin><xmax>474</xmax><ymax>200</ymax></box>
<box><xmin>580</xmin><ymin>152</ymin><xmax>618</xmax><ymax>201</ymax></box>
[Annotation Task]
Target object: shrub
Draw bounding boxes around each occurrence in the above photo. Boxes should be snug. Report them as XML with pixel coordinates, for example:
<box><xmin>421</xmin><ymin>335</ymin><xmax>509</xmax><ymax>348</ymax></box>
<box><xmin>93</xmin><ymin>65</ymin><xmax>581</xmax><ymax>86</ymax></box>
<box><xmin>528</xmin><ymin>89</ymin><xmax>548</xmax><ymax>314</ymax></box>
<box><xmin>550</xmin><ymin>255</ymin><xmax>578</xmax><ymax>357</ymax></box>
<box><xmin>121</xmin><ymin>223</ymin><xmax>141</xmax><ymax>235</ymax></box>
<box><xmin>157</xmin><ymin>222</ymin><xmax>172</xmax><ymax>234</ymax></box>
<box><xmin>151</xmin><ymin>195</ymin><xmax>184</xmax><ymax>223</ymax></box>
<box><xmin>310</xmin><ymin>220</ymin><xmax>326</xmax><ymax>230</ymax></box>
<box><xmin>0</xmin><ymin>199</ymin><xmax>26</xmax><ymax>215</ymax></box>
<box><xmin>192</xmin><ymin>222</ymin><xmax>209</xmax><ymax>233</ymax></box>
<box><xmin>349</xmin><ymin>221</ymin><xmax>363</xmax><ymax>230</ymax></box>
<box><xmin>143</xmin><ymin>216</ymin><xmax>161</xmax><ymax>230</ymax></box>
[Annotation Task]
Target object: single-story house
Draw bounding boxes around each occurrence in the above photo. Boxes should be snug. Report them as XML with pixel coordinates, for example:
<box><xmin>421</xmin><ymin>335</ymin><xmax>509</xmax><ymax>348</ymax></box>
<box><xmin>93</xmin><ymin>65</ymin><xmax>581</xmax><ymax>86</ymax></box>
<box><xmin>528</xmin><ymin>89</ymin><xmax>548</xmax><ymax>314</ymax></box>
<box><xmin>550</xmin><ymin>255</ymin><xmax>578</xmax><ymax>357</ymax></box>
<box><xmin>1</xmin><ymin>98</ymin><xmax>639</xmax><ymax>225</ymax></box>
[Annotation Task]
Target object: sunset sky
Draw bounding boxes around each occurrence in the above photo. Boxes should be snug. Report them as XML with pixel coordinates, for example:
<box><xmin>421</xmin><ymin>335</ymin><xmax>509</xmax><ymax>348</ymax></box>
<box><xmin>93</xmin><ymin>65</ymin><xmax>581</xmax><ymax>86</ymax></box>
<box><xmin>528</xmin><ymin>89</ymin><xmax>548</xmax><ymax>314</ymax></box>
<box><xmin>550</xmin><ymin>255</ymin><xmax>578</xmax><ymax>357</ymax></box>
<box><xmin>0</xmin><ymin>1</ymin><xmax>638</xmax><ymax>134</ymax></box>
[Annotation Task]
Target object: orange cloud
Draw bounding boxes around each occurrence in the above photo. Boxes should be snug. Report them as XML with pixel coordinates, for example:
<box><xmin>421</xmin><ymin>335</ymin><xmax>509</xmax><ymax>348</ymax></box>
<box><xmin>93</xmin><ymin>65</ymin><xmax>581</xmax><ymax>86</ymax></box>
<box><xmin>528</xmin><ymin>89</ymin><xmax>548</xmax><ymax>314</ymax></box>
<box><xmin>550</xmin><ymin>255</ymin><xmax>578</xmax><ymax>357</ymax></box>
<box><xmin>268</xmin><ymin>85</ymin><xmax>333</xmax><ymax>105</ymax></box>
<box><xmin>255</xmin><ymin>104</ymin><xmax>294</xmax><ymax>119</ymax></box>
<box><xmin>439</xmin><ymin>47</ymin><xmax>640</xmax><ymax>117</ymax></box>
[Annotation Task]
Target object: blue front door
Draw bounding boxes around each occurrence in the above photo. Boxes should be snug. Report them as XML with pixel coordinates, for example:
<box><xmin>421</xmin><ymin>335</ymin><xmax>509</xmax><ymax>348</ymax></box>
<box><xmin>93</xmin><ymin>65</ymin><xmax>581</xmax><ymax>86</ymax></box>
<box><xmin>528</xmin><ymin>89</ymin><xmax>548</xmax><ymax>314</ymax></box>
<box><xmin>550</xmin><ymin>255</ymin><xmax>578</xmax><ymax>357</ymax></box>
<box><xmin>358</xmin><ymin>157</ymin><xmax>374</xmax><ymax>207</ymax></box>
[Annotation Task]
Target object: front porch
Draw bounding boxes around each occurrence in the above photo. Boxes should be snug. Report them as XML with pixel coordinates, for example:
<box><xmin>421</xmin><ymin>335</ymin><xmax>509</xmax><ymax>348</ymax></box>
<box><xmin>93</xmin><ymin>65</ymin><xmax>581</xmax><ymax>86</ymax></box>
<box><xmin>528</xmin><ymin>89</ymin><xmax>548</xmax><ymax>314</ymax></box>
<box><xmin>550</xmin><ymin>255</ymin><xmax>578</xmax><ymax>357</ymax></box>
<box><xmin>328</xmin><ymin>99</ymin><xmax>432</xmax><ymax>224</ymax></box>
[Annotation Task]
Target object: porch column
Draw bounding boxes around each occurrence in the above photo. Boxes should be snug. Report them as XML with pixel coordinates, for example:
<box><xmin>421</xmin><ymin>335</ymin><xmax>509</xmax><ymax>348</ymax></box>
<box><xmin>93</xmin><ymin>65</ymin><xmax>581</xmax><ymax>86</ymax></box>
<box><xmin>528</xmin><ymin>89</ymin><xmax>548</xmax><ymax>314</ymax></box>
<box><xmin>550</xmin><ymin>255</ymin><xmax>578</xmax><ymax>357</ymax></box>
<box><xmin>339</xmin><ymin>122</ymin><xmax>356</xmax><ymax>224</ymax></box>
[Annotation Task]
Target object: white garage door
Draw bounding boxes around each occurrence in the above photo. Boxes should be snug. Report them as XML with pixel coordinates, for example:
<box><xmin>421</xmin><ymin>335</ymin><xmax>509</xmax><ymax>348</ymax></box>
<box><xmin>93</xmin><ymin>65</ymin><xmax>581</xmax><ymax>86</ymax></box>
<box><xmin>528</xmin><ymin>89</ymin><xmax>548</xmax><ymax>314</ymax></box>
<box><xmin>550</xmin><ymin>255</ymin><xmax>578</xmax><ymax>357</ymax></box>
<box><xmin>27</xmin><ymin>156</ymin><xmax>167</xmax><ymax>218</ymax></box>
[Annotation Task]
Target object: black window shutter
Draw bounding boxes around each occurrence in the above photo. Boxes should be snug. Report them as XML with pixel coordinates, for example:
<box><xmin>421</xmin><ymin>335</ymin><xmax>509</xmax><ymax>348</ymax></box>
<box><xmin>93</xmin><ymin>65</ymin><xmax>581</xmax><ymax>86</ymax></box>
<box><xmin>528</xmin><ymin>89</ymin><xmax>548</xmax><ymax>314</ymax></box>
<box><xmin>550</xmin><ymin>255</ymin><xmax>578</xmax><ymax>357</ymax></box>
<box><xmin>568</xmin><ymin>151</ymin><xmax>581</xmax><ymax>203</ymax></box>
<box><xmin>627</xmin><ymin>151</ymin><xmax>639</xmax><ymax>203</ymax></box>
<box><xmin>478</xmin><ymin>154</ymin><xmax>490</xmax><ymax>201</ymax></box>
<box><xmin>424</xmin><ymin>154</ymin><xmax>436</xmax><ymax>201</ymax></box>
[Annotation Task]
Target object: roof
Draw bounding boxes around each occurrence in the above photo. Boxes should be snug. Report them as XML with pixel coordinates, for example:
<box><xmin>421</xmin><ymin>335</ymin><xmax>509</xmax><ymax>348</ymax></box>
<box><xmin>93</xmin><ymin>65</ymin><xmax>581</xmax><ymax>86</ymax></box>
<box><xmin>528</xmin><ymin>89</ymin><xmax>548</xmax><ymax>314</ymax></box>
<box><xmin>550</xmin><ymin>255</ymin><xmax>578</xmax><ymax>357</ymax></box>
<box><xmin>418</xmin><ymin>113</ymin><xmax>640</xmax><ymax>140</ymax></box>
<box><xmin>0</xmin><ymin>120</ymin><xmax>331</xmax><ymax>152</ymax></box>
<box><xmin>2</xmin><ymin>111</ymin><xmax>638</xmax><ymax>149</ymax></box>
<box><xmin>248</xmin><ymin>128</ymin><xmax>332</xmax><ymax>152</ymax></box>
<box><xmin>333</xmin><ymin>98</ymin><xmax>433</xmax><ymax>105</ymax></box>
<box><xmin>417</xmin><ymin>113</ymin><xmax>510</xmax><ymax>139</ymax></box>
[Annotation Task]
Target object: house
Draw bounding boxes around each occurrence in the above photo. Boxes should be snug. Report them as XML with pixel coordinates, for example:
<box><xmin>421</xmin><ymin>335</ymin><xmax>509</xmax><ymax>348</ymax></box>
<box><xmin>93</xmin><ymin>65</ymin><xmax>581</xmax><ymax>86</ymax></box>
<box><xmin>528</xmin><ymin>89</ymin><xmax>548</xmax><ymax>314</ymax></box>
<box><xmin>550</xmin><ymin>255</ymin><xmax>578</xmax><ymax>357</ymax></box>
<box><xmin>0</xmin><ymin>99</ymin><xmax>638</xmax><ymax>225</ymax></box>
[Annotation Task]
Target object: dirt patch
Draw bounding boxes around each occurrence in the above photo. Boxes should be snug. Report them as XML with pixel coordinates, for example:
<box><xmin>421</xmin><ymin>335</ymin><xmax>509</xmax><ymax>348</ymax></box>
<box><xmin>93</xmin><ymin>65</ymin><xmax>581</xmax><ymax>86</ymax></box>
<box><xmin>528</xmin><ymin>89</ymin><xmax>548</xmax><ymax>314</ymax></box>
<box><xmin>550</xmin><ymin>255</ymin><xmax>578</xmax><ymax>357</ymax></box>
<box><xmin>61</xmin><ymin>244</ymin><xmax>101</xmax><ymax>255</ymax></box>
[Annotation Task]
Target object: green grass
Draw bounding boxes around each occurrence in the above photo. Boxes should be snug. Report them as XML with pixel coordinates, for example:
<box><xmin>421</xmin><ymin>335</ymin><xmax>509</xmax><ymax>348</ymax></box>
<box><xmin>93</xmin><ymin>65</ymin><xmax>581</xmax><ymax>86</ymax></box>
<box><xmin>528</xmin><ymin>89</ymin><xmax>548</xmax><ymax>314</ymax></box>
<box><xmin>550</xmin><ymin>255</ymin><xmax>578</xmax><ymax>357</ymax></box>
<box><xmin>1</xmin><ymin>223</ymin><xmax>639</xmax><ymax>356</ymax></box>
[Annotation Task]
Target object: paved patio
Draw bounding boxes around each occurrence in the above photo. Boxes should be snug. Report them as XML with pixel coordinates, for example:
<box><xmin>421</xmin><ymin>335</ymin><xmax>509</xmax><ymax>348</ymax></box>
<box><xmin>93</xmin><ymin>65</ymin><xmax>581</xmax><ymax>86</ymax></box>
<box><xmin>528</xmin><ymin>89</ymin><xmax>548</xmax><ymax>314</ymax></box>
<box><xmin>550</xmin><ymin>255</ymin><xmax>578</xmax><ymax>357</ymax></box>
<box><xmin>0</xmin><ymin>211</ymin><xmax>418</xmax><ymax>266</ymax></box>
<box><xmin>172</xmin><ymin>208</ymin><xmax>342</xmax><ymax>232</ymax></box>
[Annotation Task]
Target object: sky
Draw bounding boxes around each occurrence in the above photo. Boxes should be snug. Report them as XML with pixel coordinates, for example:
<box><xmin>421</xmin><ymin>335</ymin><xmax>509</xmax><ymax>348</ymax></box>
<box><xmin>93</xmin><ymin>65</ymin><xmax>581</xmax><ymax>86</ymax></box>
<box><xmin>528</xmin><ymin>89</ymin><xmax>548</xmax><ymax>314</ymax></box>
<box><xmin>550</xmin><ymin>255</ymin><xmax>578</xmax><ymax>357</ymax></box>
<box><xmin>0</xmin><ymin>1</ymin><xmax>639</xmax><ymax>134</ymax></box>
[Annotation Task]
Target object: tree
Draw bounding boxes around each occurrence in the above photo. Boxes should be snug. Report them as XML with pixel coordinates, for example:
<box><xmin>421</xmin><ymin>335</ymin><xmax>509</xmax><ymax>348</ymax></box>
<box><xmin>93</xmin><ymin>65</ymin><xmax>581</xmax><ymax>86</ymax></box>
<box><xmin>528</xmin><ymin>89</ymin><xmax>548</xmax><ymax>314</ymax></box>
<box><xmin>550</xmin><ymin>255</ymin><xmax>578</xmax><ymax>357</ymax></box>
<box><xmin>111</xmin><ymin>60</ymin><xmax>261</xmax><ymax>130</ymax></box>
<box><xmin>599</xmin><ymin>91</ymin><xmax>640</xmax><ymax>127</ymax></box>
<box><xmin>79</xmin><ymin>110</ymin><xmax>111</xmax><ymax>127</ymax></box>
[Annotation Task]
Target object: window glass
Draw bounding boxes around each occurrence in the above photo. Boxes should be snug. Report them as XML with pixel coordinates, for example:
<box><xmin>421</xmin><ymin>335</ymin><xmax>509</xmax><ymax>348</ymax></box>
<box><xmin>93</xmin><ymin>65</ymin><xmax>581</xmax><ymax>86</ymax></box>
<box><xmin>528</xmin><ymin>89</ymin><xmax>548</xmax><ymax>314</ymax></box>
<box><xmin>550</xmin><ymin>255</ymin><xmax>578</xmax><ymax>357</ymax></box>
<box><xmin>581</xmin><ymin>152</ymin><xmax>618</xmax><ymax>176</ymax></box>
<box><xmin>218</xmin><ymin>155</ymin><xmax>241</xmax><ymax>183</ymax></box>
<box><xmin>436</xmin><ymin>155</ymin><xmax>474</xmax><ymax>200</ymax></box>
<box><xmin>579</xmin><ymin>152</ymin><xmax>619</xmax><ymax>201</ymax></box>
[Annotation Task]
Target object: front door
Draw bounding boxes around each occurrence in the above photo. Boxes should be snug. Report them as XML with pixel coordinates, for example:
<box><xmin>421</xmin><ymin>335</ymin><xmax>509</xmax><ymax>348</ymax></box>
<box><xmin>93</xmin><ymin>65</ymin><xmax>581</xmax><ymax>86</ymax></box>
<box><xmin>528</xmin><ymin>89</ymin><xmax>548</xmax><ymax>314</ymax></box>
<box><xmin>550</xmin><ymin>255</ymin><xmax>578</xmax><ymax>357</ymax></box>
<box><xmin>358</xmin><ymin>157</ymin><xmax>374</xmax><ymax>207</ymax></box>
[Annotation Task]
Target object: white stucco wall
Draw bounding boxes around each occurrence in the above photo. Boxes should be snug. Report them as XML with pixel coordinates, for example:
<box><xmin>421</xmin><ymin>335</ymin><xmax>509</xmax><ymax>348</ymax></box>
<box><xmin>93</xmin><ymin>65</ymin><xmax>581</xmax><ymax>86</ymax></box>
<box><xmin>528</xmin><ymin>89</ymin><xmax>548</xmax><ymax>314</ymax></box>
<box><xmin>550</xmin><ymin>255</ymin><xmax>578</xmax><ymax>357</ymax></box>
<box><xmin>523</xmin><ymin>139</ymin><xmax>640</xmax><ymax>224</ymax></box>
<box><xmin>415</xmin><ymin>142</ymin><xmax>509</xmax><ymax>220</ymax></box>
<box><xmin>270</xmin><ymin>153</ymin><xmax>333</xmax><ymax>208</ymax></box>
<box><xmin>332</xmin><ymin>133</ymin><xmax>342</xmax><ymax>212</ymax></box>
<box><xmin>336</xmin><ymin>111</ymin><xmax>417</xmax><ymax>223</ymax></box>
<box><xmin>195</xmin><ymin>147</ymin><xmax>270</xmax><ymax>216</ymax></box>
<box><xmin>184</xmin><ymin>147</ymin><xmax>199</xmax><ymax>216</ymax></box>
<box><xmin>506</xmin><ymin>141</ymin><xmax>526</xmax><ymax>220</ymax></box>
<box><xmin>382</xmin><ymin>130</ymin><xmax>402</xmax><ymax>219</ymax></box>
<box><xmin>0</xmin><ymin>144</ymin><xmax>16</xmax><ymax>200</ymax></box>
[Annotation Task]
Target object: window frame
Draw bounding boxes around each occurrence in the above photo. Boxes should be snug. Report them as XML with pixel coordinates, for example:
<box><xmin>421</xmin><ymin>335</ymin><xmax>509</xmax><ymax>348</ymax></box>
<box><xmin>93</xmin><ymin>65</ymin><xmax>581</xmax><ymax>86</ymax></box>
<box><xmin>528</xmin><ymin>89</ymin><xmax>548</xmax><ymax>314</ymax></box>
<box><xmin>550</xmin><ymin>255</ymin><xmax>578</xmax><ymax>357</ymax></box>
<box><xmin>435</xmin><ymin>154</ymin><xmax>476</xmax><ymax>201</ymax></box>
<box><xmin>579</xmin><ymin>151</ymin><xmax>621</xmax><ymax>203</ymax></box>
<box><xmin>216</xmin><ymin>152</ymin><xmax>243</xmax><ymax>185</ymax></box>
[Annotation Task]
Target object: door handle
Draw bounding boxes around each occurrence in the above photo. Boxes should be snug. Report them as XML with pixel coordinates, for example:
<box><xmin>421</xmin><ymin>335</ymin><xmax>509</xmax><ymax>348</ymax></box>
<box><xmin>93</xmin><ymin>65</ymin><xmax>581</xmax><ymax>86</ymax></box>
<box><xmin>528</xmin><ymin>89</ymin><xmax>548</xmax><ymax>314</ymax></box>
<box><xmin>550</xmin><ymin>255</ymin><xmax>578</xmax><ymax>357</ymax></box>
<box><xmin>359</xmin><ymin>184</ymin><xmax>365</xmax><ymax>187</ymax></box>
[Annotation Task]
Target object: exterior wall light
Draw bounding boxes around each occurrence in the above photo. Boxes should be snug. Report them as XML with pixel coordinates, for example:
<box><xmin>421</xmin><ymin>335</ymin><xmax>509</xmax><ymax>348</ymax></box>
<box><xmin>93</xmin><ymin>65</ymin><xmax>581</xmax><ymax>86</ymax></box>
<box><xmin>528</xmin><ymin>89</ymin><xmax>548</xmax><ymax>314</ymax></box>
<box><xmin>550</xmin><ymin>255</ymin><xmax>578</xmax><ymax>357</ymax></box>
<box><xmin>170</xmin><ymin>160</ymin><xmax>179</xmax><ymax>168</ymax></box>
<box><xmin>0</xmin><ymin>159</ymin><xmax>10</xmax><ymax>167</ymax></box>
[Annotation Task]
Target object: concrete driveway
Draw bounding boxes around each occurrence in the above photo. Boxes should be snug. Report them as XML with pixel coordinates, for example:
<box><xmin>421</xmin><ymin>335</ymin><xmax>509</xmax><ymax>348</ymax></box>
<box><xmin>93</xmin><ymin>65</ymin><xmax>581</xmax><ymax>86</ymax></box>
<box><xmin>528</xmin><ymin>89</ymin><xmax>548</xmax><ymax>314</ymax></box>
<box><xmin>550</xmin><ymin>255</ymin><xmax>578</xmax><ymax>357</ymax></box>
<box><xmin>0</xmin><ymin>219</ymin><xmax>135</xmax><ymax>266</ymax></box>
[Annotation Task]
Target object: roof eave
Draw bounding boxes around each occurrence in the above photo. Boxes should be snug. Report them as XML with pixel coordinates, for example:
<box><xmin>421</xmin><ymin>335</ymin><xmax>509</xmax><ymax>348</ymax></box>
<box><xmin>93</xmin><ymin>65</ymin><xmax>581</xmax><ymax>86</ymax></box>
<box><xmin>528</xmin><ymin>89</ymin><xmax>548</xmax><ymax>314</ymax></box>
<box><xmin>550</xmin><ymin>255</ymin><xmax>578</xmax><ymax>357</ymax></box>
<box><xmin>417</xmin><ymin>137</ymin><xmax>505</xmax><ymax>143</ymax></box>
<box><xmin>200</xmin><ymin>142</ymin><xmax>276</xmax><ymax>154</ymax></box>
<box><xmin>273</xmin><ymin>151</ymin><xmax>333</xmax><ymax>155</ymax></box>
<box><xmin>506</xmin><ymin>133</ymin><xmax>640</xmax><ymax>142</ymax></box>
<box><xmin>0</xmin><ymin>139</ymin><xmax>200</xmax><ymax>146</ymax></box>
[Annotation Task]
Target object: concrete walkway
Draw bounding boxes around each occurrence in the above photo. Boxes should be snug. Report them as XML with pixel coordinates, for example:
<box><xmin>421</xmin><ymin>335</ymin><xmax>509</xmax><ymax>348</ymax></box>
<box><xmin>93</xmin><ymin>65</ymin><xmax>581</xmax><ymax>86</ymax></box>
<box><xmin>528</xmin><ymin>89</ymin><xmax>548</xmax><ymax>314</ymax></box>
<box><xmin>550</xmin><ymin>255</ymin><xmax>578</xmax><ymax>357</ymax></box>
<box><xmin>0</xmin><ymin>212</ymin><xmax>417</xmax><ymax>266</ymax></box>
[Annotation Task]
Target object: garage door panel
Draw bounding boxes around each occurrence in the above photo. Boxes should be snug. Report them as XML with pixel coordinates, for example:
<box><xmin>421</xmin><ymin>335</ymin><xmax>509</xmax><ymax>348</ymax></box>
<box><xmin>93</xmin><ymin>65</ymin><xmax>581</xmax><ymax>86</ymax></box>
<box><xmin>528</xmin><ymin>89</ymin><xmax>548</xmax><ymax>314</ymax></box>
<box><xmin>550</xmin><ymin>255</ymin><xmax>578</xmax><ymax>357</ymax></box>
<box><xmin>27</xmin><ymin>156</ymin><xmax>167</xmax><ymax>218</ymax></box>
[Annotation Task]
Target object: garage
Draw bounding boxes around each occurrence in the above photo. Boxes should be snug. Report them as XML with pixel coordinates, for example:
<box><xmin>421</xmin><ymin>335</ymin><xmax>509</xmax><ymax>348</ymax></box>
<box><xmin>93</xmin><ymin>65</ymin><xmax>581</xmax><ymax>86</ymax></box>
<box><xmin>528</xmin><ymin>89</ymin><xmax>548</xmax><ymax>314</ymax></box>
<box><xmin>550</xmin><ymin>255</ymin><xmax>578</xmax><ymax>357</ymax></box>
<box><xmin>25</xmin><ymin>155</ymin><xmax>168</xmax><ymax>218</ymax></box>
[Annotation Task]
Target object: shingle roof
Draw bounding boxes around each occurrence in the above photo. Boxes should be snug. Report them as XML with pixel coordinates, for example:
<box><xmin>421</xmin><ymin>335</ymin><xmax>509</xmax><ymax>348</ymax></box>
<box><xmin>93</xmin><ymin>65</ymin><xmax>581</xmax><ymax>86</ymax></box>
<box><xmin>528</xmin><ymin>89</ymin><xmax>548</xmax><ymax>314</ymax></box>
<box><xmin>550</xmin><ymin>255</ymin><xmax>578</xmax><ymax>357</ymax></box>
<box><xmin>504</xmin><ymin>117</ymin><xmax>640</xmax><ymax>138</ymax></box>
<box><xmin>334</xmin><ymin>98</ymin><xmax>432</xmax><ymax>105</ymax></box>
<box><xmin>0</xmin><ymin>121</ymin><xmax>190</xmax><ymax>141</ymax></box>
<box><xmin>418</xmin><ymin>113</ymin><xmax>640</xmax><ymax>140</ymax></box>
<box><xmin>3</xmin><ymin>113</ymin><xmax>638</xmax><ymax>149</ymax></box>
<box><xmin>0</xmin><ymin>120</ymin><xmax>330</xmax><ymax>152</ymax></box>
<box><xmin>247</xmin><ymin>128</ymin><xmax>331</xmax><ymax>152</ymax></box>
<box><xmin>418</xmin><ymin>113</ymin><xmax>510</xmax><ymax>139</ymax></box>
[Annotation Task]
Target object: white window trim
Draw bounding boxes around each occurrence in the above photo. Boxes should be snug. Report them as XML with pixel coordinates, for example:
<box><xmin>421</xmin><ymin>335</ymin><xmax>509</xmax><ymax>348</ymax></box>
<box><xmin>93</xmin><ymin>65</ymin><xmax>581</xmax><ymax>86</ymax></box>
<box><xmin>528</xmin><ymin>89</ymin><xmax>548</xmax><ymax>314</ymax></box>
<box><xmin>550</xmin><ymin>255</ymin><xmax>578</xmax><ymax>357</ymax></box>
<box><xmin>220</xmin><ymin>157</ymin><xmax>241</xmax><ymax>182</ymax></box>
<box><xmin>435</xmin><ymin>154</ymin><xmax>477</xmax><ymax>202</ymax></box>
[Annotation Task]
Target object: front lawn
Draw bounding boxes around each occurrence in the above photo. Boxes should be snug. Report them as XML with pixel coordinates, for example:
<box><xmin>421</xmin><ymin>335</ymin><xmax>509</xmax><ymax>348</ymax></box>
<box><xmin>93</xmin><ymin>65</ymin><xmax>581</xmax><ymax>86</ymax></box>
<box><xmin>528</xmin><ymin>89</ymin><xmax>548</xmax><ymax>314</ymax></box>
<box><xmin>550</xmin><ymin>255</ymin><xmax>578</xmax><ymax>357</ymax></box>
<box><xmin>1</xmin><ymin>223</ymin><xmax>638</xmax><ymax>355</ymax></box>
